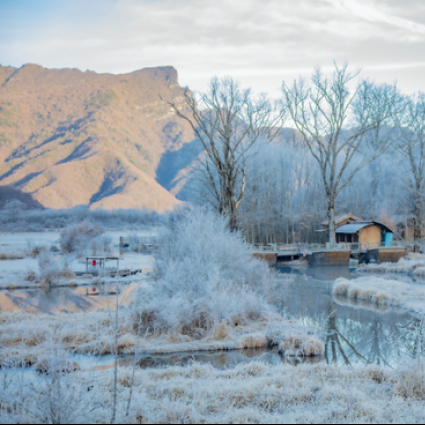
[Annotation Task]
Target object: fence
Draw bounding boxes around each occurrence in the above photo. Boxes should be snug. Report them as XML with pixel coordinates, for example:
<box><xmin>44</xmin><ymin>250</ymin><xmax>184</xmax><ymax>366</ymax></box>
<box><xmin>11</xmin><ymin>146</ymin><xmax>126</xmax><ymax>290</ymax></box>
<box><xmin>119</xmin><ymin>236</ymin><xmax>157</xmax><ymax>249</ymax></box>
<box><xmin>253</xmin><ymin>240</ymin><xmax>408</xmax><ymax>254</ymax></box>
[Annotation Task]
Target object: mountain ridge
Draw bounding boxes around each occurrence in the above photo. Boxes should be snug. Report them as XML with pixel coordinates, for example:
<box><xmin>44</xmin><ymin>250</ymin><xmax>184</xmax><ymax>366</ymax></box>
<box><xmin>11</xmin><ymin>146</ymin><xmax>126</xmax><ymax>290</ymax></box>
<box><xmin>0</xmin><ymin>63</ymin><xmax>195</xmax><ymax>211</ymax></box>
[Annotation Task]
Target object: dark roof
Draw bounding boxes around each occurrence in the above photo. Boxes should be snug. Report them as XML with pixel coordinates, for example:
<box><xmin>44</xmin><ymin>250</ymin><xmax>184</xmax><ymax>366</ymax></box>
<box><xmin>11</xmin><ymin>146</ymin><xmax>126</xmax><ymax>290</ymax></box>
<box><xmin>336</xmin><ymin>221</ymin><xmax>393</xmax><ymax>235</ymax></box>
<box><xmin>321</xmin><ymin>213</ymin><xmax>362</xmax><ymax>226</ymax></box>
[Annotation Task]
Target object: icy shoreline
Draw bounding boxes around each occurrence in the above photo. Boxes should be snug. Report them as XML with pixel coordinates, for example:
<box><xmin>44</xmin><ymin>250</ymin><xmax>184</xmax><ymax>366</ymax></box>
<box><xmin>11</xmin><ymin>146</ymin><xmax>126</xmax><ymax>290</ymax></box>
<box><xmin>333</xmin><ymin>276</ymin><xmax>425</xmax><ymax>316</ymax></box>
<box><xmin>0</xmin><ymin>309</ymin><xmax>324</xmax><ymax>367</ymax></box>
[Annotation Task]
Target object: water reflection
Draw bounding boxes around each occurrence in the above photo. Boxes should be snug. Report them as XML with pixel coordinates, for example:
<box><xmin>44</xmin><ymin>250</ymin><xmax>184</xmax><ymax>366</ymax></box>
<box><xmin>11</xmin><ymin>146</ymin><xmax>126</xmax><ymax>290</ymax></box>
<box><xmin>0</xmin><ymin>282</ymin><xmax>139</xmax><ymax>314</ymax></box>
<box><xmin>76</xmin><ymin>349</ymin><xmax>324</xmax><ymax>373</ymax></box>
<box><xmin>276</xmin><ymin>267</ymin><xmax>422</xmax><ymax>367</ymax></box>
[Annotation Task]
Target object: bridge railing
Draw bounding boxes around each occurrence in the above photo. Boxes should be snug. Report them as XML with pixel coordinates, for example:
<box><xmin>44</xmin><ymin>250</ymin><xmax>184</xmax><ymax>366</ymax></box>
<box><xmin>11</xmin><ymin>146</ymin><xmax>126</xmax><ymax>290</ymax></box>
<box><xmin>252</xmin><ymin>240</ymin><xmax>407</xmax><ymax>254</ymax></box>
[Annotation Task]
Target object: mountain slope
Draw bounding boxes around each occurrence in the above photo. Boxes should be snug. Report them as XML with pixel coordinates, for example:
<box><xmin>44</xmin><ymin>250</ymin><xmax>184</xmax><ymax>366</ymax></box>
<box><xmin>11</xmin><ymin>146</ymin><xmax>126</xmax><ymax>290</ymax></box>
<box><xmin>0</xmin><ymin>64</ymin><xmax>194</xmax><ymax>211</ymax></box>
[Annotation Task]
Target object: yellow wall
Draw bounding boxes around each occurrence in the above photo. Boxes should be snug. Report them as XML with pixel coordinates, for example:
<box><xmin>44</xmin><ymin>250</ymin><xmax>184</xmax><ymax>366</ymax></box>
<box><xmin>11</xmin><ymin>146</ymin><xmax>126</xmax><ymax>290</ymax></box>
<box><xmin>359</xmin><ymin>226</ymin><xmax>381</xmax><ymax>247</ymax></box>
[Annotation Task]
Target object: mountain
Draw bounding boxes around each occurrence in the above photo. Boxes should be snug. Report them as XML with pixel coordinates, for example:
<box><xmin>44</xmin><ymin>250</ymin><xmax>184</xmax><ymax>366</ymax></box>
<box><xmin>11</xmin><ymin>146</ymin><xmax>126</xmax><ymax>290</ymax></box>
<box><xmin>0</xmin><ymin>185</ymin><xmax>44</xmax><ymax>210</ymax></box>
<box><xmin>0</xmin><ymin>64</ymin><xmax>194</xmax><ymax>211</ymax></box>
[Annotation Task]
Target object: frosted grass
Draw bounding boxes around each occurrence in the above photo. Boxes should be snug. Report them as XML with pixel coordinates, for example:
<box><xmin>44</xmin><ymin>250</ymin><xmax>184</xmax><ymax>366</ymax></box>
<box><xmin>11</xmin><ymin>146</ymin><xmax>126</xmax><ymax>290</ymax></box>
<box><xmin>334</xmin><ymin>276</ymin><xmax>425</xmax><ymax>316</ymax></box>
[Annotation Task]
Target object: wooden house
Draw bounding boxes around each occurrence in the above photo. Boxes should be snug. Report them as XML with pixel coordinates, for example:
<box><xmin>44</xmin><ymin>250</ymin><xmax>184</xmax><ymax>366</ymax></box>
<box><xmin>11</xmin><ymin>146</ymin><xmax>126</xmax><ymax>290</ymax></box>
<box><xmin>335</xmin><ymin>221</ymin><xmax>394</xmax><ymax>248</ymax></box>
<box><xmin>320</xmin><ymin>214</ymin><xmax>393</xmax><ymax>247</ymax></box>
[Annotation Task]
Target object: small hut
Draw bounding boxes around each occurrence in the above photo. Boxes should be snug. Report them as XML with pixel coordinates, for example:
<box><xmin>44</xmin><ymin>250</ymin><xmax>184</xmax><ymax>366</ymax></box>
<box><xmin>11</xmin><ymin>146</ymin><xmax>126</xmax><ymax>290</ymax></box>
<box><xmin>335</xmin><ymin>221</ymin><xmax>394</xmax><ymax>248</ymax></box>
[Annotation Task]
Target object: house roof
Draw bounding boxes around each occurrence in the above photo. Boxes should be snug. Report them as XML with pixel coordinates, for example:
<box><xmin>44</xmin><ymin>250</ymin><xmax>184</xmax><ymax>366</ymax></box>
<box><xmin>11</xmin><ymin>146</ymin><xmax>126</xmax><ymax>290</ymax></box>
<box><xmin>336</xmin><ymin>222</ymin><xmax>393</xmax><ymax>234</ymax></box>
<box><xmin>321</xmin><ymin>214</ymin><xmax>362</xmax><ymax>227</ymax></box>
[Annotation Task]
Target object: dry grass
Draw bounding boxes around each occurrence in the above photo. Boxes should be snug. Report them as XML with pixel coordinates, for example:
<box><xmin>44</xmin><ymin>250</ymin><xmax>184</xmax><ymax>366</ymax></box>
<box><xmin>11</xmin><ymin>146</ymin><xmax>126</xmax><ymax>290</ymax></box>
<box><xmin>36</xmin><ymin>358</ymin><xmax>81</xmax><ymax>374</ymax></box>
<box><xmin>280</xmin><ymin>337</ymin><xmax>324</xmax><ymax>357</ymax></box>
<box><xmin>87</xmin><ymin>362</ymin><xmax>425</xmax><ymax>423</ymax></box>
<box><xmin>0</xmin><ymin>311</ymin><xmax>322</xmax><ymax>366</ymax></box>
<box><xmin>0</xmin><ymin>252</ymin><xmax>24</xmax><ymax>260</ymax></box>
<box><xmin>24</xmin><ymin>271</ymin><xmax>37</xmax><ymax>282</ymax></box>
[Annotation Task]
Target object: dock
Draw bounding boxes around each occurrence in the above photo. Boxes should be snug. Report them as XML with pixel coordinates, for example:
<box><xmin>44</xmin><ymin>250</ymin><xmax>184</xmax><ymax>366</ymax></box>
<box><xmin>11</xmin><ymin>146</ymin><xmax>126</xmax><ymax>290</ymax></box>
<box><xmin>75</xmin><ymin>268</ymin><xmax>143</xmax><ymax>277</ymax></box>
<box><xmin>252</xmin><ymin>241</ymin><xmax>407</xmax><ymax>267</ymax></box>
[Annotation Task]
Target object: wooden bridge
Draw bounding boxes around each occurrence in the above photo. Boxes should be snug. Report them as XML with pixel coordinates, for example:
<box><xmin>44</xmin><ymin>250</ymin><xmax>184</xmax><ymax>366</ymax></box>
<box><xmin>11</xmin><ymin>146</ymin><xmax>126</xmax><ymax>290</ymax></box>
<box><xmin>252</xmin><ymin>241</ymin><xmax>407</xmax><ymax>266</ymax></box>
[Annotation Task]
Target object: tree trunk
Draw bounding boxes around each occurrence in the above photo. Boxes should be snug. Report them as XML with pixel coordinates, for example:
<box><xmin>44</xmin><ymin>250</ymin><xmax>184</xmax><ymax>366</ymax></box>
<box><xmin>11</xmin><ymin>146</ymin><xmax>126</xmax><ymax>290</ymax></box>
<box><xmin>414</xmin><ymin>205</ymin><xmax>423</xmax><ymax>242</ymax></box>
<box><xmin>229</xmin><ymin>214</ymin><xmax>238</xmax><ymax>232</ymax></box>
<box><xmin>327</xmin><ymin>199</ymin><xmax>336</xmax><ymax>246</ymax></box>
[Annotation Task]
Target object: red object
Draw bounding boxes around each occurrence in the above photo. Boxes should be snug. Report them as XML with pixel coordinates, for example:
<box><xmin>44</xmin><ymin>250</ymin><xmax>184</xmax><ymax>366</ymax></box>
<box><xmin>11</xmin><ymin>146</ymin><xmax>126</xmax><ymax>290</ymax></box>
<box><xmin>92</xmin><ymin>288</ymin><xmax>96</xmax><ymax>292</ymax></box>
<box><xmin>92</xmin><ymin>260</ymin><xmax>97</xmax><ymax>267</ymax></box>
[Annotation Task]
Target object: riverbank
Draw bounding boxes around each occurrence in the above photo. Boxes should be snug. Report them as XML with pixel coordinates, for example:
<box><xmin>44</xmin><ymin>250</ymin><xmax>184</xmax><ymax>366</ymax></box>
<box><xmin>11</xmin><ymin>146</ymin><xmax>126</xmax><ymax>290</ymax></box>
<box><xmin>333</xmin><ymin>276</ymin><xmax>425</xmax><ymax>316</ymax></box>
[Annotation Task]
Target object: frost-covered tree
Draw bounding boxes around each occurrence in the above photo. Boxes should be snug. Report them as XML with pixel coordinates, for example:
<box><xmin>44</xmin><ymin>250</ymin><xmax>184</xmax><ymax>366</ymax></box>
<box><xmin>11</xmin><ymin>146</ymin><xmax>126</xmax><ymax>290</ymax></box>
<box><xmin>283</xmin><ymin>63</ymin><xmax>402</xmax><ymax>245</ymax></box>
<box><xmin>164</xmin><ymin>77</ymin><xmax>286</xmax><ymax>231</ymax></box>
<box><xmin>395</xmin><ymin>94</ymin><xmax>425</xmax><ymax>242</ymax></box>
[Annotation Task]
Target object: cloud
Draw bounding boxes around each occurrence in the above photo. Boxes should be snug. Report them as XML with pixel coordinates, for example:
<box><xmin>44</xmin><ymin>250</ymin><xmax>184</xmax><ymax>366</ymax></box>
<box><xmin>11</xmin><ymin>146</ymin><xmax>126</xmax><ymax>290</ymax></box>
<box><xmin>323</xmin><ymin>0</ymin><xmax>425</xmax><ymax>41</ymax></box>
<box><xmin>1</xmin><ymin>0</ymin><xmax>425</xmax><ymax>96</ymax></box>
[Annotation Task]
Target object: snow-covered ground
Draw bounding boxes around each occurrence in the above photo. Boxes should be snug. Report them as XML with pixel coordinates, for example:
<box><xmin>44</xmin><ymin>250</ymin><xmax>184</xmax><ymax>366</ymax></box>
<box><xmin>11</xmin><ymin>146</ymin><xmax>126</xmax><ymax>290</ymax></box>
<box><xmin>2</xmin><ymin>361</ymin><xmax>425</xmax><ymax>423</ymax></box>
<box><xmin>334</xmin><ymin>276</ymin><xmax>425</xmax><ymax>316</ymax></box>
<box><xmin>0</xmin><ymin>230</ymin><xmax>157</xmax><ymax>255</ymax></box>
<box><xmin>0</xmin><ymin>229</ymin><xmax>155</xmax><ymax>289</ymax></box>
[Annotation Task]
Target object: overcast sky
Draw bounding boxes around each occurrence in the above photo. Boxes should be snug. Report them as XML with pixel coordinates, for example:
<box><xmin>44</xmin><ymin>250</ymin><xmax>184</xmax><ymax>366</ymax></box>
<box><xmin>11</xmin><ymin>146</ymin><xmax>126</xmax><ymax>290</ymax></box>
<box><xmin>1</xmin><ymin>0</ymin><xmax>425</xmax><ymax>96</ymax></box>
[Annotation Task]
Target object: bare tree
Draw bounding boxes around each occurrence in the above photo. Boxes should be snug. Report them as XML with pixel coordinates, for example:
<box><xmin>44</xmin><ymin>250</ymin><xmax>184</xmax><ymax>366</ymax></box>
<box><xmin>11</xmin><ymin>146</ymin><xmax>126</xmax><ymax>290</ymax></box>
<box><xmin>395</xmin><ymin>94</ymin><xmax>425</xmax><ymax>243</ymax></box>
<box><xmin>282</xmin><ymin>63</ymin><xmax>401</xmax><ymax>245</ymax></box>
<box><xmin>163</xmin><ymin>77</ymin><xmax>286</xmax><ymax>231</ymax></box>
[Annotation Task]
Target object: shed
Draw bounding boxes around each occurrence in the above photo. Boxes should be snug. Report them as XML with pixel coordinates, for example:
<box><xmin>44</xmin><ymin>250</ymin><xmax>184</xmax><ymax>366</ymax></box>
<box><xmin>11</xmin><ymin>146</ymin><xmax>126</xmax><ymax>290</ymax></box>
<box><xmin>335</xmin><ymin>221</ymin><xmax>393</xmax><ymax>248</ymax></box>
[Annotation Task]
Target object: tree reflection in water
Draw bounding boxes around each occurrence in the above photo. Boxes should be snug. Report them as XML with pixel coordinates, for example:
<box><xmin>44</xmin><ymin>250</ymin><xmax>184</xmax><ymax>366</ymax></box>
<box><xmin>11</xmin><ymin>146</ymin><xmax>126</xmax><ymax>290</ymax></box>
<box><xmin>276</xmin><ymin>268</ymin><xmax>423</xmax><ymax>367</ymax></box>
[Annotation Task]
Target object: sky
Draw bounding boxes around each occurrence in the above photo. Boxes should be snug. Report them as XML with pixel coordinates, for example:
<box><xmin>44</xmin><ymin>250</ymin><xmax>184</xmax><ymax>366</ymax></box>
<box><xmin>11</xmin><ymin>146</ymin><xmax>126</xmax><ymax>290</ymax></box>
<box><xmin>1</xmin><ymin>0</ymin><xmax>425</xmax><ymax>97</ymax></box>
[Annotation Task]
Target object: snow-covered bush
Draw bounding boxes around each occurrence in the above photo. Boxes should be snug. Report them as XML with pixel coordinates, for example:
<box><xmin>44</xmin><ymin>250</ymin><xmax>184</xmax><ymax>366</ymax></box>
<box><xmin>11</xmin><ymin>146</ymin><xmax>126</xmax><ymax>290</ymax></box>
<box><xmin>38</xmin><ymin>251</ymin><xmax>62</xmax><ymax>284</ymax></box>
<box><xmin>59</xmin><ymin>221</ymin><xmax>104</xmax><ymax>256</ymax></box>
<box><xmin>37</xmin><ymin>251</ymin><xmax>76</xmax><ymax>284</ymax></box>
<box><xmin>134</xmin><ymin>209</ymin><xmax>275</xmax><ymax>337</ymax></box>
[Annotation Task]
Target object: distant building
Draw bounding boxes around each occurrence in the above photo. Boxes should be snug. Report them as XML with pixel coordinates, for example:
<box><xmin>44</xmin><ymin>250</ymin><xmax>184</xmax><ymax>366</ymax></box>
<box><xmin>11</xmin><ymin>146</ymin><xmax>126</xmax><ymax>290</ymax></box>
<box><xmin>396</xmin><ymin>219</ymin><xmax>419</xmax><ymax>243</ymax></box>
<box><xmin>319</xmin><ymin>214</ymin><xmax>394</xmax><ymax>248</ymax></box>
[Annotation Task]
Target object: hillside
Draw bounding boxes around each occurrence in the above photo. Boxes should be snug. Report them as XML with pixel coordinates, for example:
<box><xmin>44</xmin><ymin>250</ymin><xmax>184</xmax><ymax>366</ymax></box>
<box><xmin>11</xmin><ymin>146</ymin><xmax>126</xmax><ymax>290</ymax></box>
<box><xmin>0</xmin><ymin>186</ymin><xmax>43</xmax><ymax>210</ymax></box>
<box><xmin>0</xmin><ymin>64</ymin><xmax>194</xmax><ymax>211</ymax></box>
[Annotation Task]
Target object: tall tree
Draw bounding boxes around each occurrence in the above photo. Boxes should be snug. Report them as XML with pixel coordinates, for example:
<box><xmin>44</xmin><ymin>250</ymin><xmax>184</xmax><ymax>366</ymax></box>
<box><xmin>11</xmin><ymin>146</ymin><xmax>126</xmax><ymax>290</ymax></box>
<box><xmin>163</xmin><ymin>77</ymin><xmax>285</xmax><ymax>231</ymax></box>
<box><xmin>396</xmin><ymin>94</ymin><xmax>425</xmax><ymax>243</ymax></box>
<box><xmin>282</xmin><ymin>63</ymin><xmax>401</xmax><ymax>245</ymax></box>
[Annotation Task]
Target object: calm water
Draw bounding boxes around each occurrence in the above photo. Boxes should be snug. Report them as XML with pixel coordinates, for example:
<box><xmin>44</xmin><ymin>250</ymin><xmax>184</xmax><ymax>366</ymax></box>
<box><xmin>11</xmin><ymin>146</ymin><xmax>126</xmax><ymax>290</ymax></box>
<box><xmin>1</xmin><ymin>266</ymin><xmax>424</xmax><ymax>370</ymax></box>
<box><xmin>275</xmin><ymin>266</ymin><xmax>421</xmax><ymax>367</ymax></box>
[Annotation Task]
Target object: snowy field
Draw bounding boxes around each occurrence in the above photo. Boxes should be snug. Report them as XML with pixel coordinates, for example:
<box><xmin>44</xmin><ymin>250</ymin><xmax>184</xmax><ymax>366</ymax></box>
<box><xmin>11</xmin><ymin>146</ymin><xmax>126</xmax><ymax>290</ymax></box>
<box><xmin>0</xmin><ymin>230</ymin><xmax>156</xmax><ymax>289</ymax></box>
<box><xmin>0</xmin><ymin>230</ymin><xmax>157</xmax><ymax>255</ymax></box>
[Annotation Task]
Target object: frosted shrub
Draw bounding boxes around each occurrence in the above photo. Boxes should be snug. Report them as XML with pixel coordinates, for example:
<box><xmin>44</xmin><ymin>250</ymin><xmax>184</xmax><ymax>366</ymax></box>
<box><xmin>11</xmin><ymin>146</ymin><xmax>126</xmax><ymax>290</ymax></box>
<box><xmin>38</xmin><ymin>251</ymin><xmax>62</xmax><ymax>284</ymax></box>
<box><xmin>37</xmin><ymin>251</ymin><xmax>76</xmax><ymax>284</ymax></box>
<box><xmin>134</xmin><ymin>209</ymin><xmax>274</xmax><ymax>336</ymax></box>
<box><xmin>59</xmin><ymin>221</ymin><xmax>104</xmax><ymax>256</ymax></box>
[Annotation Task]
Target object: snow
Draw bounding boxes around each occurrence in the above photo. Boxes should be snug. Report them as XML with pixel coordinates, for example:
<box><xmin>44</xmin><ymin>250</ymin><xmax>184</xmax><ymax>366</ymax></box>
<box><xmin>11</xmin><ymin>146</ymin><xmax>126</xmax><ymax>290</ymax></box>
<box><xmin>2</xmin><ymin>361</ymin><xmax>425</xmax><ymax>423</ymax></box>
<box><xmin>333</xmin><ymin>276</ymin><xmax>425</xmax><ymax>316</ymax></box>
<box><xmin>0</xmin><ymin>230</ymin><xmax>157</xmax><ymax>255</ymax></box>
